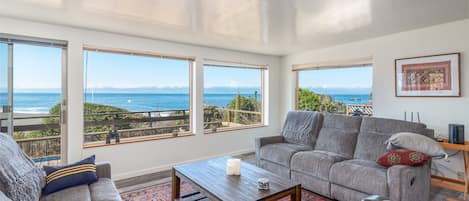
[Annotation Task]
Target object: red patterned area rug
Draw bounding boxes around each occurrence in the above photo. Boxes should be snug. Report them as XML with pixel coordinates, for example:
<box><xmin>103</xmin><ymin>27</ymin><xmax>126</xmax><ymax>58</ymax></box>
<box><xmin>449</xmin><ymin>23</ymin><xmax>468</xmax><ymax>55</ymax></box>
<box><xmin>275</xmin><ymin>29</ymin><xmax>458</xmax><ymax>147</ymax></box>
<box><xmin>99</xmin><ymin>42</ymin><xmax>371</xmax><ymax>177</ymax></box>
<box><xmin>121</xmin><ymin>181</ymin><xmax>332</xmax><ymax>201</ymax></box>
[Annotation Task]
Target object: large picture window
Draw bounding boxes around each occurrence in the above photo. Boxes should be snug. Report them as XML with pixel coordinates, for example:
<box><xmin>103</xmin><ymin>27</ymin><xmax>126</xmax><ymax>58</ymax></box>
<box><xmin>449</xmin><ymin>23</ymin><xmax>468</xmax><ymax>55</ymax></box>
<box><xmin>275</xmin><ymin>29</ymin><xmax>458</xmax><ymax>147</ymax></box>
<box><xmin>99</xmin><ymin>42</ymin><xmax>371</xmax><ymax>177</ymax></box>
<box><xmin>83</xmin><ymin>48</ymin><xmax>193</xmax><ymax>146</ymax></box>
<box><xmin>203</xmin><ymin>61</ymin><xmax>265</xmax><ymax>133</ymax></box>
<box><xmin>295</xmin><ymin>66</ymin><xmax>373</xmax><ymax>116</ymax></box>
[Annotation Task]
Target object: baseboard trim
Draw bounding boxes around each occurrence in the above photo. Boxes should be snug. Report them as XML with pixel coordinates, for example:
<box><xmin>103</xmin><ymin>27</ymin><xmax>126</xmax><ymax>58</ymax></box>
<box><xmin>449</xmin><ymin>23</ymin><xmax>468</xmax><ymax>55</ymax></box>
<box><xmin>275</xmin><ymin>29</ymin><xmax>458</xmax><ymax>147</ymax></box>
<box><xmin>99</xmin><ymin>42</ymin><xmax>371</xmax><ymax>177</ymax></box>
<box><xmin>114</xmin><ymin>149</ymin><xmax>255</xmax><ymax>182</ymax></box>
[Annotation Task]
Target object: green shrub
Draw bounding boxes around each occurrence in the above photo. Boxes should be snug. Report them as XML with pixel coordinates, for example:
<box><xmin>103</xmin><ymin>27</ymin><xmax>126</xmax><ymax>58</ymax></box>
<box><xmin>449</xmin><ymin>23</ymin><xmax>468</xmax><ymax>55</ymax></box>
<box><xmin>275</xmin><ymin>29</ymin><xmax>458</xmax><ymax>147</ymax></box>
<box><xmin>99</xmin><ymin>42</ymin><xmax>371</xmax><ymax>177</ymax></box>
<box><xmin>297</xmin><ymin>88</ymin><xmax>345</xmax><ymax>113</ymax></box>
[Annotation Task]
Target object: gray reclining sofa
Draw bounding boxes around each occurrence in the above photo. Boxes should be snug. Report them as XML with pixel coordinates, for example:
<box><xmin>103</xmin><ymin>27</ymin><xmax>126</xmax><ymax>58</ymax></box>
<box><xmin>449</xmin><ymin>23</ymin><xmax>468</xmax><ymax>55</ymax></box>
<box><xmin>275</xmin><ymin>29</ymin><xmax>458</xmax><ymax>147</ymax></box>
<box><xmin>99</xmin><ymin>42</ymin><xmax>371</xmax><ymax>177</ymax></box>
<box><xmin>256</xmin><ymin>111</ymin><xmax>434</xmax><ymax>201</ymax></box>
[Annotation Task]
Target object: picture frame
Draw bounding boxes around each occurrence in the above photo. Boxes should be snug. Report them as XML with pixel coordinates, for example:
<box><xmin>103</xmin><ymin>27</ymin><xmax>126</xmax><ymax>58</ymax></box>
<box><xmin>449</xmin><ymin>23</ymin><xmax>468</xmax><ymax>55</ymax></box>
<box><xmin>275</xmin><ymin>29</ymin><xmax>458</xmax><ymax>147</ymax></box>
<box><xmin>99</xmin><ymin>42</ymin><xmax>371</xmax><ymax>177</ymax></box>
<box><xmin>395</xmin><ymin>53</ymin><xmax>461</xmax><ymax>97</ymax></box>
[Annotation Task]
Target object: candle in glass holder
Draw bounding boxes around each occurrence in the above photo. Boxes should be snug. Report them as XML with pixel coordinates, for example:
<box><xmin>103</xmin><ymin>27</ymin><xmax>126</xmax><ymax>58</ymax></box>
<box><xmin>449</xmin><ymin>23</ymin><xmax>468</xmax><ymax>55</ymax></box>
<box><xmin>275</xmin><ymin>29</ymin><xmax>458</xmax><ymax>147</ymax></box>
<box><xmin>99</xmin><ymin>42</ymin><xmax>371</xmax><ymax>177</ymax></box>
<box><xmin>226</xmin><ymin>159</ymin><xmax>241</xmax><ymax>175</ymax></box>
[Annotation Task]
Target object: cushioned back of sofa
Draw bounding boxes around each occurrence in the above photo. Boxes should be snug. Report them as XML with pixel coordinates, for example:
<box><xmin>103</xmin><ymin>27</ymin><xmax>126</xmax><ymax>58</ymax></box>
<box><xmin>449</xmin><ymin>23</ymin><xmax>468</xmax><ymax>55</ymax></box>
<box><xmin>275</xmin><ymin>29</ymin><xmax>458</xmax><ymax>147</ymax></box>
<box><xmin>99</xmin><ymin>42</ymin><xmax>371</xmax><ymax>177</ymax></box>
<box><xmin>281</xmin><ymin>111</ymin><xmax>323</xmax><ymax>147</ymax></box>
<box><xmin>354</xmin><ymin>117</ymin><xmax>428</xmax><ymax>161</ymax></box>
<box><xmin>314</xmin><ymin>113</ymin><xmax>362</xmax><ymax>158</ymax></box>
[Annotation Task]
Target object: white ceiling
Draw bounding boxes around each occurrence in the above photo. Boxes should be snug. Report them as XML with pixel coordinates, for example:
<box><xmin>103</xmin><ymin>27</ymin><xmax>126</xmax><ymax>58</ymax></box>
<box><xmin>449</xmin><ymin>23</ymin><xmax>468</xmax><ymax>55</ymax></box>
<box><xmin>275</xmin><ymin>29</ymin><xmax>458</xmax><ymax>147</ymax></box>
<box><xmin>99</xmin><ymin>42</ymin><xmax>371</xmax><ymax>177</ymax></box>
<box><xmin>0</xmin><ymin>0</ymin><xmax>467</xmax><ymax>55</ymax></box>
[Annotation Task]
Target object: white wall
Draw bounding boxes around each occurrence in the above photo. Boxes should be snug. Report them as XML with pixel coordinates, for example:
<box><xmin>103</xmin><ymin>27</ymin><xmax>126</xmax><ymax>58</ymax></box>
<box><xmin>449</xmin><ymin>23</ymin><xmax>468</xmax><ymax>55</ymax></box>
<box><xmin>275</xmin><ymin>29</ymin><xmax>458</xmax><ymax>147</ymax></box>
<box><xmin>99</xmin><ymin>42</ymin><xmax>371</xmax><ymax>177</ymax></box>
<box><xmin>0</xmin><ymin>16</ymin><xmax>282</xmax><ymax>180</ymax></box>
<box><xmin>280</xmin><ymin>19</ymin><xmax>469</xmax><ymax>178</ymax></box>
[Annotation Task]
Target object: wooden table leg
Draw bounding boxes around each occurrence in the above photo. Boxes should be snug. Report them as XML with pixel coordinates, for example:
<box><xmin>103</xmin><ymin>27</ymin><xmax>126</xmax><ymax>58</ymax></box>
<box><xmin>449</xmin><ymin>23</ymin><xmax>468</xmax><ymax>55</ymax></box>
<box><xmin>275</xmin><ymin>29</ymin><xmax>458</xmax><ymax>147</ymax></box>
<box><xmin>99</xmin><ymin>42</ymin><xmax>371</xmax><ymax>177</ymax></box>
<box><xmin>172</xmin><ymin>168</ymin><xmax>180</xmax><ymax>200</ymax></box>
<box><xmin>290</xmin><ymin>185</ymin><xmax>301</xmax><ymax>201</ymax></box>
<box><xmin>464</xmin><ymin>152</ymin><xmax>469</xmax><ymax>201</ymax></box>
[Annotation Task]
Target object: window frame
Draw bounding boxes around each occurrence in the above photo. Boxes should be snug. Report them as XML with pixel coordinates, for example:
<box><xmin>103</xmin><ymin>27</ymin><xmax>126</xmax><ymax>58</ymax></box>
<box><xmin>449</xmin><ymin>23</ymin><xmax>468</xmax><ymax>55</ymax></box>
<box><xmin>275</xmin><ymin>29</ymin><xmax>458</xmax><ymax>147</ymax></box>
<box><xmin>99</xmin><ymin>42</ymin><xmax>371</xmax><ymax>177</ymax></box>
<box><xmin>82</xmin><ymin>46</ymin><xmax>195</xmax><ymax>148</ymax></box>
<box><xmin>292</xmin><ymin>57</ymin><xmax>373</xmax><ymax>112</ymax></box>
<box><xmin>202</xmin><ymin>59</ymin><xmax>267</xmax><ymax>134</ymax></box>
<box><xmin>0</xmin><ymin>34</ymin><xmax>69</xmax><ymax>165</ymax></box>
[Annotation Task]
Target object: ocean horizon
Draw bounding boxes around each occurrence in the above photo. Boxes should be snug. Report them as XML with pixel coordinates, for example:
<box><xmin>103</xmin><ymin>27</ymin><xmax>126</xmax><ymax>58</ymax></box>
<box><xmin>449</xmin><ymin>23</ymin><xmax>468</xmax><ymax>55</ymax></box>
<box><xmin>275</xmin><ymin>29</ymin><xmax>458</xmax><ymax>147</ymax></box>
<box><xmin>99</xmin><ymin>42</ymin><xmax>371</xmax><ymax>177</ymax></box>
<box><xmin>1</xmin><ymin>92</ymin><xmax>371</xmax><ymax>114</ymax></box>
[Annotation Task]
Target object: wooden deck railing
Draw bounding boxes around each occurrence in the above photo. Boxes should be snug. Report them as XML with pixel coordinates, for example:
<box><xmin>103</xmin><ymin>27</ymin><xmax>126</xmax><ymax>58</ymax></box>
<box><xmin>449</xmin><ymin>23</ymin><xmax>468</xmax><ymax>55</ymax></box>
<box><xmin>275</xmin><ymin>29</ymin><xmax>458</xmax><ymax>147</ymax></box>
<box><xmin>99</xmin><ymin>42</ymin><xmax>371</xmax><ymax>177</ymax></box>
<box><xmin>345</xmin><ymin>104</ymin><xmax>373</xmax><ymax>116</ymax></box>
<box><xmin>2</xmin><ymin>108</ymin><xmax>261</xmax><ymax>163</ymax></box>
<box><xmin>203</xmin><ymin>108</ymin><xmax>262</xmax><ymax>128</ymax></box>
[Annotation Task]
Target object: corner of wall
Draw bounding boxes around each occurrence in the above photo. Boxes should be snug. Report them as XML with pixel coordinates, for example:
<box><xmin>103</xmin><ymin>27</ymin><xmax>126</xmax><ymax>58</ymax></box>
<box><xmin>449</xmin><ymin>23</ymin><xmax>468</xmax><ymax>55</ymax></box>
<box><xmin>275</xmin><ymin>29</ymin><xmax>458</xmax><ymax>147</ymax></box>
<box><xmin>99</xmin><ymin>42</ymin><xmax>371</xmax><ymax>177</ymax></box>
<box><xmin>277</xmin><ymin>55</ymin><xmax>292</xmax><ymax>126</ymax></box>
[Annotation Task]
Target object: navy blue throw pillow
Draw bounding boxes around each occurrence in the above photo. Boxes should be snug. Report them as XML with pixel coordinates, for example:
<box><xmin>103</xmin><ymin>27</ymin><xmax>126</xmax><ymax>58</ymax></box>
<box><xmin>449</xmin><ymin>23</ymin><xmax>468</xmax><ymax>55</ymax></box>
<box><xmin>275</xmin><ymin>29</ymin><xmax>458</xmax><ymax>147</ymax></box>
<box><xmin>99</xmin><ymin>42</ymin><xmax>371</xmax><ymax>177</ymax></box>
<box><xmin>42</xmin><ymin>155</ymin><xmax>98</xmax><ymax>195</ymax></box>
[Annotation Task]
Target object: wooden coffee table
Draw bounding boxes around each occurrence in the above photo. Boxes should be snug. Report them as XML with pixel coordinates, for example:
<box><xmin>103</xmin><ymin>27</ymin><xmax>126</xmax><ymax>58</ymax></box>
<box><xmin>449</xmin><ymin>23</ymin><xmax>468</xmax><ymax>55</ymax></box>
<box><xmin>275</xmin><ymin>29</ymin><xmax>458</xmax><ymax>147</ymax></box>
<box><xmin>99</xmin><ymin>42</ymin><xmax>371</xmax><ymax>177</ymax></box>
<box><xmin>172</xmin><ymin>157</ymin><xmax>301</xmax><ymax>201</ymax></box>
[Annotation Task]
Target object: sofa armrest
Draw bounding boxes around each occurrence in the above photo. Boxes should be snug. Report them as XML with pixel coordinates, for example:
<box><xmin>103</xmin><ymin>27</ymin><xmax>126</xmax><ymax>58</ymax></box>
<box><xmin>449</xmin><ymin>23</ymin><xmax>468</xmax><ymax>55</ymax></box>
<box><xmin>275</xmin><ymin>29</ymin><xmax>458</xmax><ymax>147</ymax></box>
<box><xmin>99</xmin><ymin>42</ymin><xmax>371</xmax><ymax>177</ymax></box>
<box><xmin>255</xmin><ymin>135</ymin><xmax>284</xmax><ymax>166</ymax></box>
<box><xmin>424</xmin><ymin>128</ymin><xmax>435</xmax><ymax>138</ymax></box>
<box><xmin>387</xmin><ymin>162</ymin><xmax>431</xmax><ymax>201</ymax></box>
<box><xmin>255</xmin><ymin>135</ymin><xmax>284</xmax><ymax>148</ymax></box>
<box><xmin>0</xmin><ymin>191</ymin><xmax>12</xmax><ymax>201</ymax></box>
<box><xmin>96</xmin><ymin>161</ymin><xmax>112</xmax><ymax>179</ymax></box>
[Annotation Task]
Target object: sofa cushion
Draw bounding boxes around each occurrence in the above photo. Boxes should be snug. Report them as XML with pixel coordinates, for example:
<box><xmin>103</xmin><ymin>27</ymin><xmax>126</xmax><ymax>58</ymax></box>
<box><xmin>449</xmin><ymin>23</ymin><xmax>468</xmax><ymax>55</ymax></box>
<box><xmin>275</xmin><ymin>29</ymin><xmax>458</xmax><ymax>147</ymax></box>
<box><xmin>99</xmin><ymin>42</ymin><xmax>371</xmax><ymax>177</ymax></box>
<box><xmin>354</xmin><ymin>117</ymin><xmax>428</xmax><ymax>161</ymax></box>
<box><xmin>89</xmin><ymin>178</ymin><xmax>122</xmax><ymax>201</ymax></box>
<box><xmin>40</xmin><ymin>184</ymin><xmax>91</xmax><ymax>201</ymax></box>
<box><xmin>0</xmin><ymin>133</ymin><xmax>45</xmax><ymax>201</ymax></box>
<box><xmin>330</xmin><ymin>159</ymin><xmax>388</xmax><ymax>196</ymax></box>
<box><xmin>281</xmin><ymin>111</ymin><xmax>323</xmax><ymax>147</ymax></box>
<box><xmin>314</xmin><ymin>113</ymin><xmax>362</xmax><ymax>158</ymax></box>
<box><xmin>259</xmin><ymin>143</ymin><xmax>311</xmax><ymax>167</ymax></box>
<box><xmin>291</xmin><ymin>150</ymin><xmax>347</xmax><ymax>180</ymax></box>
<box><xmin>259</xmin><ymin>160</ymin><xmax>291</xmax><ymax>179</ymax></box>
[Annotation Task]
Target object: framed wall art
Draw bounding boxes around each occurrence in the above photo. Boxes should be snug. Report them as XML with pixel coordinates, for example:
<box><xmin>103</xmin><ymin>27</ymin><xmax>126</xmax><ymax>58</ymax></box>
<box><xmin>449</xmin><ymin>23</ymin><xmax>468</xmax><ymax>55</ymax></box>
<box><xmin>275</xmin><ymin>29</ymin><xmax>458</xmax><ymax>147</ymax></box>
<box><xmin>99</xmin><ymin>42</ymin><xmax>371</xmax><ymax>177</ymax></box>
<box><xmin>395</xmin><ymin>53</ymin><xmax>460</xmax><ymax>97</ymax></box>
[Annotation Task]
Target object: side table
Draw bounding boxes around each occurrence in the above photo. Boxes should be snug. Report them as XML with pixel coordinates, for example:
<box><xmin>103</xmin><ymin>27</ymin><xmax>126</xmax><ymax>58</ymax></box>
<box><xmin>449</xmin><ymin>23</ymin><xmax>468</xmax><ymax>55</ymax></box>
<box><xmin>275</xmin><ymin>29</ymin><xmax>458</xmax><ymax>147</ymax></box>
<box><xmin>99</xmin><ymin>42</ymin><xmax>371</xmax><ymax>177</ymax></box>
<box><xmin>431</xmin><ymin>140</ymin><xmax>469</xmax><ymax>200</ymax></box>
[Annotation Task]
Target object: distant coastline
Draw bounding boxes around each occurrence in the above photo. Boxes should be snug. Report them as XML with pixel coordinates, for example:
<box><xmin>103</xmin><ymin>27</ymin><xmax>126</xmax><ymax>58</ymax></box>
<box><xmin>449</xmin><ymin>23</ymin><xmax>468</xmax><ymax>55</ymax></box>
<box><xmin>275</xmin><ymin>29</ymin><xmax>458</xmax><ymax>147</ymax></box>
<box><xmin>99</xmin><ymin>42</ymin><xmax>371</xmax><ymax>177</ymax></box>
<box><xmin>3</xmin><ymin>91</ymin><xmax>371</xmax><ymax>114</ymax></box>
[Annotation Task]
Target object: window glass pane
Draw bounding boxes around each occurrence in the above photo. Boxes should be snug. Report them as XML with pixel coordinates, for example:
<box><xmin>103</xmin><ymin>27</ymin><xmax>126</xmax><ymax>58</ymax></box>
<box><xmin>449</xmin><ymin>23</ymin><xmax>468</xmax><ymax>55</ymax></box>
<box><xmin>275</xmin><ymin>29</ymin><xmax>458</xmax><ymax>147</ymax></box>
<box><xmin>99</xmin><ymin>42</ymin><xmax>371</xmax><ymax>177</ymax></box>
<box><xmin>0</xmin><ymin>43</ymin><xmax>7</xmax><ymax>113</ymax></box>
<box><xmin>83</xmin><ymin>50</ymin><xmax>191</xmax><ymax>144</ymax></box>
<box><xmin>204</xmin><ymin>65</ymin><xmax>263</xmax><ymax>132</ymax></box>
<box><xmin>12</xmin><ymin>44</ymin><xmax>63</xmax><ymax>166</ymax></box>
<box><xmin>297</xmin><ymin>66</ymin><xmax>373</xmax><ymax>116</ymax></box>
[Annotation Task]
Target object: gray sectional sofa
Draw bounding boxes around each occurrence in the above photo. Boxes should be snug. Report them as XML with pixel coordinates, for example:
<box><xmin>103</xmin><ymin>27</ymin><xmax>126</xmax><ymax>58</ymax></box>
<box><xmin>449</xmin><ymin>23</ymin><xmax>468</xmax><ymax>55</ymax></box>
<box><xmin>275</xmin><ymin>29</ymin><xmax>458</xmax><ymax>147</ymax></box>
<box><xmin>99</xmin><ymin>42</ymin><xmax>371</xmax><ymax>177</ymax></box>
<box><xmin>256</xmin><ymin>111</ymin><xmax>434</xmax><ymax>201</ymax></box>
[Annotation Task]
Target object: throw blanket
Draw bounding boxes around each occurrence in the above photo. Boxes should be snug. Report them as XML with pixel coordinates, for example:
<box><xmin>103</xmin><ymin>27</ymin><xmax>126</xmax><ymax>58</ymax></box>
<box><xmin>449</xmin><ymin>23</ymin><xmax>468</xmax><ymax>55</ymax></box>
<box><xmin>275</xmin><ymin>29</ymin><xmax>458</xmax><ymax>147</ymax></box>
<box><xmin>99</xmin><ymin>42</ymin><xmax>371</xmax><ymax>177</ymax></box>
<box><xmin>0</xmin><ymin>133</ymin><xmax>45</xmax><ymax>201</ymax></box>
<box><xmin>281</xmin><ymin>111</ymin><xmax>323</xmax><ymax>147</ymax></box>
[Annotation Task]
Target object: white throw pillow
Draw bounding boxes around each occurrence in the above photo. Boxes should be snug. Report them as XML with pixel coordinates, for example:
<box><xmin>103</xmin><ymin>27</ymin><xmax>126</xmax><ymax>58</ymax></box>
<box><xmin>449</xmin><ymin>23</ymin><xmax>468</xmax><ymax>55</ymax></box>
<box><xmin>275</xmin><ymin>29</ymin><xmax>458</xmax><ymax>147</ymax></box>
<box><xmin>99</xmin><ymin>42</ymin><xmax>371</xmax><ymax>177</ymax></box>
<box><xmin>386</xmin><ymin>132</ymin><xmax>447</xmax><ymax>157</ymax></box>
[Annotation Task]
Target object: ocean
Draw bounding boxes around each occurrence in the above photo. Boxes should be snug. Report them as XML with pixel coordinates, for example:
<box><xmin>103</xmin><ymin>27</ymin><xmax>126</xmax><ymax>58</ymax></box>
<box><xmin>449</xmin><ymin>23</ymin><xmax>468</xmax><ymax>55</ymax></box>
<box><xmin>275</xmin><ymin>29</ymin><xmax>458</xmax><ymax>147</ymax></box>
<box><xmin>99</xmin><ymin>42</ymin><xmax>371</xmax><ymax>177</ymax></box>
<box><xmin>1</xmin><ymin>93</ymin><xmax>371</xmax><ymax>114</ymax></box>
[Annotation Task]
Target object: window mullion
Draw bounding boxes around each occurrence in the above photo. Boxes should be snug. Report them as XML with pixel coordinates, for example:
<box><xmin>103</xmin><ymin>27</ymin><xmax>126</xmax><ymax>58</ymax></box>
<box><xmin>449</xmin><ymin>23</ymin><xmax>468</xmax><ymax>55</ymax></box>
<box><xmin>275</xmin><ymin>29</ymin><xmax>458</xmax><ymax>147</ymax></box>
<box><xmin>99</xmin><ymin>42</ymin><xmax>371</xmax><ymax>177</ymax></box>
<box><xmin>192</xmin><ymin>58</ymin><xmax>205</xmax><ymax>135</ymax></box>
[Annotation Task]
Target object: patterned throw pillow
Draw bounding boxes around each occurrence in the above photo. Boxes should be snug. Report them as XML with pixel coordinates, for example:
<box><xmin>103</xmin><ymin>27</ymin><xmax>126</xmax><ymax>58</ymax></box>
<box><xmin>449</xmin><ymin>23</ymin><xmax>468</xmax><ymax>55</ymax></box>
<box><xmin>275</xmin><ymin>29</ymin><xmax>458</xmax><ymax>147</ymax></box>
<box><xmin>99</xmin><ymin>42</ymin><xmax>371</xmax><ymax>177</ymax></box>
<box><xmin>377</xmin><ymin>149</ymin><xmax>430</xmax><ymax>167</ymax></box>
<box><xmin>42</xmin><ymin>155</ymin><xmax>98</xmax><ymax>195</ymax></box>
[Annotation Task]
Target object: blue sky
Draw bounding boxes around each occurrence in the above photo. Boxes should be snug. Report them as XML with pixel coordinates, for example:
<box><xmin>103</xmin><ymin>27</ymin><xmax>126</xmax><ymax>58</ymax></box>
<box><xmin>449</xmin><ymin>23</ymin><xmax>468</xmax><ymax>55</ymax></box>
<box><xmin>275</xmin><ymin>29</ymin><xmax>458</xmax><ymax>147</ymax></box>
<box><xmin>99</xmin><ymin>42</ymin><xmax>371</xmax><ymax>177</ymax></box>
<box><xmin>0</xmin><ymin>44</ymin><xmax>62</xmax><ymax>90</ymax></box>
<box><xmin>0</xmin><ymin>44</ymin><xmax>7</xmax><ymax>92</ymax></box>
<box><xmin>3</xmin><ymin>45</ymin><xmax>371</xmax><ymax>94</ymax></box>
<box><xmin>204</xmin><ymin>66</ymin><xmax>261</xmax><ymax>88</ymax></box>
<box><xmin>84</xmin><ymin>51</ymin><xmax>262</xmax><ymax>89</ymax></box>
<box><xmin>298</xmin><ymin>66</ymin><xmax>373</xmax><ymax>94</ymax></box>
<box><xmin>15</xmin><ymin>44</ymin><xmax>62</xmax><ymax>89</ymax></box>
<box><xmin>84</xmin><ymin>51</ymin><xmax>190</xmax><ymax>89</ymax></box>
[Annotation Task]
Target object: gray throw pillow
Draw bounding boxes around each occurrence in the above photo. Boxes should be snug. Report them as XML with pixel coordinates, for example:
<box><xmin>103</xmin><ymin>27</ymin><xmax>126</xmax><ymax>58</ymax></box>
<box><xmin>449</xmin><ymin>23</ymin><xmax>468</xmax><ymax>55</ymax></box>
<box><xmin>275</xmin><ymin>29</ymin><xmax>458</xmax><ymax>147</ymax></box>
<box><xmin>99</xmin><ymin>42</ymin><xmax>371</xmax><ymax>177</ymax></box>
<box><xmin>0</xmin><ymin>133</ymin><xmax>45</xmax><ymax>201</ymax></box>
<box><xmin>386</xmin><ymin>132</ymin><xmax>447</xmax><ymax>157</ymax></box>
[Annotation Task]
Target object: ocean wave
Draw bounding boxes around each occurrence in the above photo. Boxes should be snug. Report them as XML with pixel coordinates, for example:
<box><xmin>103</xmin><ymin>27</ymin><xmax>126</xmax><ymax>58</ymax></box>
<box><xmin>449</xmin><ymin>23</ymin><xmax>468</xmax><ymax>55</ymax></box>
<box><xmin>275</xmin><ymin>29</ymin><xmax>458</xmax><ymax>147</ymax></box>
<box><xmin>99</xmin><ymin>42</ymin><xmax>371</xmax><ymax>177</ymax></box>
<box><xmin>14</xmin><ymin>107</ymin><xmax>50</xmax><ymax>114</ymax></box>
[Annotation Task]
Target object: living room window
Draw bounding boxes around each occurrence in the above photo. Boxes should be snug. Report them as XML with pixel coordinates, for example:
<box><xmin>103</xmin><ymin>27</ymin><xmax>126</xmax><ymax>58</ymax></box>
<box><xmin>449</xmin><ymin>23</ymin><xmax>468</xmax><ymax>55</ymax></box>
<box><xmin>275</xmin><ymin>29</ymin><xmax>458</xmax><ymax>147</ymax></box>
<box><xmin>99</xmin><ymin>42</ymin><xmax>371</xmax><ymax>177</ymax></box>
<box><xmin>203</xmin><ymin>60</ymin><xmax>266</xmax><ymax>133</ymax></box>
<box><xmin>83</xmin><ymin>47</ymin><xmax>193</xmax><ymax>147</ymax></box>
<box><xmin>0</xmin><ymin>35</ymin><xmax>67</xmax><ymax>166</ymax></box>
<box><xmin>294</xmin><ymin>63</ymin><xmax>373</xmax><ymax>116</ymax></box>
